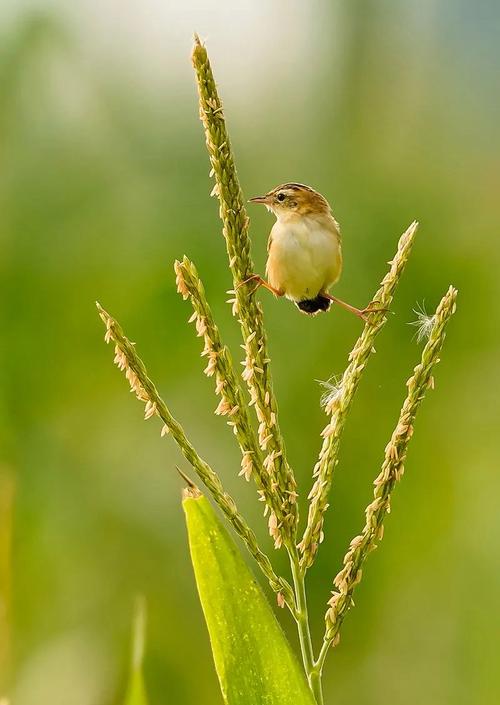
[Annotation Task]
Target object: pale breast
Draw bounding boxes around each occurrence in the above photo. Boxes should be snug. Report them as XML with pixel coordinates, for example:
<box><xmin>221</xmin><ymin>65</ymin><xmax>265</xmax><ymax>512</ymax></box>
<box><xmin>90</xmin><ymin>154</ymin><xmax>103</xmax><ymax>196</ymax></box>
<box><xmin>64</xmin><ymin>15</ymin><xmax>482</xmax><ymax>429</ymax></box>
<box><xmin>266</xmin><ymin>216</ymin><xmax>342</xmax><ymax>301</ymax></box>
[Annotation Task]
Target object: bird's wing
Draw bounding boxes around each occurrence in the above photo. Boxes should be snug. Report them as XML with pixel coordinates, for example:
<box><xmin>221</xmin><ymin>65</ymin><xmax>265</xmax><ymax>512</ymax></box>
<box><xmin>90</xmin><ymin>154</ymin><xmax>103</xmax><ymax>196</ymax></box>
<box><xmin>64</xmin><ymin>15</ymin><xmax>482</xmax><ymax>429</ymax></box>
<box><xmin>332</xmin><ymin>215</ymin><xmax>341</xmax><ymax>243</ymax></box>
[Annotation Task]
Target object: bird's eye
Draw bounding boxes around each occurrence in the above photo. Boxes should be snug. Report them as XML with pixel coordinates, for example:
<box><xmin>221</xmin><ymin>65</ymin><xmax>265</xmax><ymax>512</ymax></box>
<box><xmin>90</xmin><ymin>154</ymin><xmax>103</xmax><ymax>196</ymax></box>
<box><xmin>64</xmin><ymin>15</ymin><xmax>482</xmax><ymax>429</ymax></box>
<box><xmin>276</xmin><ymin>193</ymin><xmax>286</xmax><ymax>202</ymax></box>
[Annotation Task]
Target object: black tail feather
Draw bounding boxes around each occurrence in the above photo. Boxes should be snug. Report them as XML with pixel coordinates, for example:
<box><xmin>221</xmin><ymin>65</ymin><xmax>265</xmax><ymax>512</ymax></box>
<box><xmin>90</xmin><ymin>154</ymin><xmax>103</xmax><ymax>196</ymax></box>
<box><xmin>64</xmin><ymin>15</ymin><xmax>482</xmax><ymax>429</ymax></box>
<box><xmin>296</xmin><ymin>294</ymin><xmax>331</xmax><ymax>315</ymax></box>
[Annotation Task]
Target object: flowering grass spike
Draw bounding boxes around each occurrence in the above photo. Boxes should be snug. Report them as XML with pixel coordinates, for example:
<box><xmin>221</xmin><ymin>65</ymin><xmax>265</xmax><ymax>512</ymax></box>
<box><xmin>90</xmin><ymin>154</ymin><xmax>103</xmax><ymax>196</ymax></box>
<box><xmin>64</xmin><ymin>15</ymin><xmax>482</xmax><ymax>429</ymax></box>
<box><xmin>98</xmin><ymin>37</ymin><xmax>457</xmax><ymax>705</ymax></box>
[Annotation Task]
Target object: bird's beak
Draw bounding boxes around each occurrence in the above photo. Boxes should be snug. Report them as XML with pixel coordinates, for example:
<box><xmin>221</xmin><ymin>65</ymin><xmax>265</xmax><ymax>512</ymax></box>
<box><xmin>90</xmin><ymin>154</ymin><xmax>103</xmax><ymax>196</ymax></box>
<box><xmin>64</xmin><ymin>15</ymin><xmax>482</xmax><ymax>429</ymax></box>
<box><xmin>249</xmin><ymin>195</ymin><xmax>269</xmax><ymax>204</ymax></box>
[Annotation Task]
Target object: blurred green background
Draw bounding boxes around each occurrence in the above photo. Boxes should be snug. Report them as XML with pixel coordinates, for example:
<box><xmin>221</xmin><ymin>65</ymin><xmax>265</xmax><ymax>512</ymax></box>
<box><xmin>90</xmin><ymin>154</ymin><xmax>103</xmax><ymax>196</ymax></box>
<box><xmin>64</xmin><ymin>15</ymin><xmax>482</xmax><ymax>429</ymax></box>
<box><xmin>1</xmin><ymin>2</ymin><xmax>499</xmax><ymax>704</ymax></box>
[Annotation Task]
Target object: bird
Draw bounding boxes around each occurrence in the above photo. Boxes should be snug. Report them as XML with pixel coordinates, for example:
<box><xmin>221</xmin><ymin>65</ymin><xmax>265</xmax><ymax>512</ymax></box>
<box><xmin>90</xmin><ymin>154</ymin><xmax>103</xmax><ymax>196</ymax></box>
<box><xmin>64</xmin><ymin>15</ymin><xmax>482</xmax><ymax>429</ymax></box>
<box><xmin>243</xmin><ymin>182</ymin><xmax>383</xmax><ymax>319</ymax></box>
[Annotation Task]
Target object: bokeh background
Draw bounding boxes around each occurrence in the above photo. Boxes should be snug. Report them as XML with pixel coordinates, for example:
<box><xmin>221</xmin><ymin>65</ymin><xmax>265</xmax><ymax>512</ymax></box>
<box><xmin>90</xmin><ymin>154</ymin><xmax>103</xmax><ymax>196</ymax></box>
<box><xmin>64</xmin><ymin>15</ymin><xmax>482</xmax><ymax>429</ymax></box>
<box><xmin>1</xmin><ymin>2</ymin><xmax>499</xmax><ymax>704</ymax></box>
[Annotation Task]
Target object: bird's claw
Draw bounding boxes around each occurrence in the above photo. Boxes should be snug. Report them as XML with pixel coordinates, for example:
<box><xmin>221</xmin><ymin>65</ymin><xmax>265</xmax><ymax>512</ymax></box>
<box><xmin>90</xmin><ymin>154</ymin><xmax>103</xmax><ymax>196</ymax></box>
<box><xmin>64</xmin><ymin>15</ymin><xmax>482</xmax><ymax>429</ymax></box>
<box><xmin>236</xmin><ymin>274</ymin><xmax>261</xmax><ymax>295</ymax></box>
<box><xmin>359</xmin><ymin>301</ymin><xmax>389</xmax><ymax>321</ymax></box>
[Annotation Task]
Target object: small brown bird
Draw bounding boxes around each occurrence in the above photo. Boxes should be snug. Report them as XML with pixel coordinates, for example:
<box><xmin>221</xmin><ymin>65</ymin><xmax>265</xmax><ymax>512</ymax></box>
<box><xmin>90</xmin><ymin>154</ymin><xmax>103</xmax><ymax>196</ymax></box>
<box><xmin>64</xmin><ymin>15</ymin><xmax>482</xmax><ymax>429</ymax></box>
<box><xmin>245</xmin><ymin>183</ymin><xmax>381</xmax><ymax>319</ymax></box>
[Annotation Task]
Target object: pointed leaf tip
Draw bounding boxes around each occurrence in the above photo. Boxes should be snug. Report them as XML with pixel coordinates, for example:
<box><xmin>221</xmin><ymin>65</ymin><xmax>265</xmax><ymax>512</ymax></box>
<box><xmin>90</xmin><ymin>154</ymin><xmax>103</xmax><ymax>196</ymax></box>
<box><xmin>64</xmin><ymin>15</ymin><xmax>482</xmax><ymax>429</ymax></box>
<box><xmin>176</xmin><ymin>465</ymin><xmax>201</xmax><ymax>498</ymax></box>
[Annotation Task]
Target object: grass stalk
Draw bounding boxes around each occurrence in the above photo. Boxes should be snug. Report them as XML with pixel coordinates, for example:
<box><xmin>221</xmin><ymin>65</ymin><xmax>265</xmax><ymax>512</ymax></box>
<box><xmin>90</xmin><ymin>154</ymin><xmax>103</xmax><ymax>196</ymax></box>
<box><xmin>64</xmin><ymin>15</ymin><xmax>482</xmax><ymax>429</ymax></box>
<box><xmin>316</xmin><ymin>285</ymin><xmax>458</xmax><ymax>666</ymax></box>
<box><xmin>175</xmin><ymin>256</ymin><xmax>287</xmax><ymax>546</ymax></box>
<box><xmin>191</xmin><ymin>35</ymin><xmax>298</xmax><ymax>547</ymax></box>
<box><xmin>299</xmin><ymin>220</ymin><xmax>418</xmax><ymax>569</ymax></box>
<box><xmin>96</xmin><ymin>302</ymin><xmax>296</xmax><ymax>613</ymax></box>
<box><xmin>99</xmin><ymin>36</ymin><xmax>459</xmax><ymax>703</ymax></box>
<box><xmin>290</xmin><ymin>555</ymin><xmax>324</xmax><ymax>705</ymax></box>
<box><xmin>0</xmin><ymin>469</ymin><xmax>14</xmax><ymax>695</ymax></box>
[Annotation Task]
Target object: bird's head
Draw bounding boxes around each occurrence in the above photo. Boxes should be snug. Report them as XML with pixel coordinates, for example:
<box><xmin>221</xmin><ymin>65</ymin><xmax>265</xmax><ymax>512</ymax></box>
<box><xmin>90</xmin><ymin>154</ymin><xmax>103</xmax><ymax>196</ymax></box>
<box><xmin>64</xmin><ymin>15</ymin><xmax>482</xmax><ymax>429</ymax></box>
<box><xmin>249</xmin><ymin>183</ymin><xmax>331</xmax><ymax>219</ymax></box>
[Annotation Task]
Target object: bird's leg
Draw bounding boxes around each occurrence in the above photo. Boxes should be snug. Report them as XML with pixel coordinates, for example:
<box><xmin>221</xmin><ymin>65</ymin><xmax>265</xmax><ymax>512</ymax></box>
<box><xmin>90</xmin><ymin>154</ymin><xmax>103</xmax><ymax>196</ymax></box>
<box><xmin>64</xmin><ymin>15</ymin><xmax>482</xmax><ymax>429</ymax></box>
<box><xmin>237</xmin><ymin>274</ymin><xmax>284</xmax><ymax>297</ymax></box>
<box><xmin>325</xmin><ymin>293</ymin><xmax>388</xmax><ymax>321</ymax></box>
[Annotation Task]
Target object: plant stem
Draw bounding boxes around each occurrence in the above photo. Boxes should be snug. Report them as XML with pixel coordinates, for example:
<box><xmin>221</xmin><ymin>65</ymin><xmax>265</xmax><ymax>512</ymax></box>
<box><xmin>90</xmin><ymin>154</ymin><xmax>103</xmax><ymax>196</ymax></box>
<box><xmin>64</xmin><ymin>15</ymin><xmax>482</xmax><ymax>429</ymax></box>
<box><xmin>174</xmin><ymin>257</ymin><xmax>286</xmax><ymax>544</ymax></box>
<box><xmin>314</xmin><ymin>639</ymin><xmax>330</xmax><ymax>677</ymax></box>
<box><xmin>299</xmin><ymin>220</ymin><xmax>418</xmax><ymax>570</ymax></box>
<box><xmin>290</xmin><ymin>553</ymin><xmax>324</xmax><ymax>705</ymax></box>
<box><xmin>321</xmin><ymin>286</ymin><xmax>458</xmax><ymax>653</ymax></box>
<box><xmin>97</xmin><ymin>303</ymin><xmax>296</xmax><ymax>612</ymax></box>
<box><xmin>192</xmin><ymin>36</ymin><xmax>299</xmax><ymax>547</ymax></box>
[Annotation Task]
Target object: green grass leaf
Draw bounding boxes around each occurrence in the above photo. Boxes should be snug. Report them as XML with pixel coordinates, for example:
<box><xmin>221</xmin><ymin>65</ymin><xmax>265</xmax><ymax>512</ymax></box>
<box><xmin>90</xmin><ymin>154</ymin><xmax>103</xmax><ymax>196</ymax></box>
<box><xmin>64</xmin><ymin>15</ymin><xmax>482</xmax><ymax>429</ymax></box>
<box><xmin>123</xmin><ymin>596</ymin><xmax>149</xmax><ymax>705</ymax></box>
<box><xmin>183</xmin><ymin>492</ymin><xmax>316</xmax><ymax>705</ymax></box>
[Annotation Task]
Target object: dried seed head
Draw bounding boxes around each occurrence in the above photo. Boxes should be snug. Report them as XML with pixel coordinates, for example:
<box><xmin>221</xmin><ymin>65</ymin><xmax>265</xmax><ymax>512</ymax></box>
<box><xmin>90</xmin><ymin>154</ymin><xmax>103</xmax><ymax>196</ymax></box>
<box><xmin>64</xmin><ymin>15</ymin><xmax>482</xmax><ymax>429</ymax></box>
<box><xmin>174</xmin><ymin>261</ymin><xmax>190</xmax><ymax>300</ymax></box>
<box><xmin>239</xmin><ymin>452</ymin><xmax>253</xmax><ymax>482</ymax></box>
<box><xmin>214</xmin><ymin>397</ymin><xmax>232</xmax><ymax>416</ymax></box>
<box><xmin>144</xmin><ymin>400</ymin><xmax>157</xmax><ymax>420</ymax></box>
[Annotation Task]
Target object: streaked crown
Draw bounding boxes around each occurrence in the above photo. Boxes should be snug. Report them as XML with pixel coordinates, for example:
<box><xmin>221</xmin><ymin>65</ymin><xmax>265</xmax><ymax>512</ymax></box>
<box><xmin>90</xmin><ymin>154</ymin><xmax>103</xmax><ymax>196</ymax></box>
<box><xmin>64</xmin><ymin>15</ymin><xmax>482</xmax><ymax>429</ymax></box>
<box><xmin>250</xmin><ymin>183</ymin><xmax>331</xmax><ymax>216</ymax></box>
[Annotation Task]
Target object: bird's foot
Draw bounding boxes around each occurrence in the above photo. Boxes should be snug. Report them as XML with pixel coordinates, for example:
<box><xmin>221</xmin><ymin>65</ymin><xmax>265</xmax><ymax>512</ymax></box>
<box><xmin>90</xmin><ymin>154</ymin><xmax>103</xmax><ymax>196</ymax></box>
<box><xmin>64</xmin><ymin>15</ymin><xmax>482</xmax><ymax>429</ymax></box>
<box><xmin>236</xmin><ymin>275</ymin><xmax>283</xmax><ymax>297</ymax></box>
<box><xmin>236</xmin><ymin>274</ymin><xmax>262</xmax><ymax>295</ymax></box>
<box><xmin>325</xmin><ymin>294</ymin><xmax>389</xmax><ymax>322</ymax></box>
<box><xmin>358</xmin><ymin>300</ymin><xmax>389</xmax><ymax>321</ymax></box>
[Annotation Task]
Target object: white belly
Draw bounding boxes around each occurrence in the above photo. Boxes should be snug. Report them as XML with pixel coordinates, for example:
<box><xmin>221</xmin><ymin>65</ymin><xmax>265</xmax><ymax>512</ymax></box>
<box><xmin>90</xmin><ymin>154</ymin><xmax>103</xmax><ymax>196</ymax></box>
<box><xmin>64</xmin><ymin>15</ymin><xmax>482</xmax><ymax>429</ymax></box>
<box><xmin>266</xmin><ymin>219</ymin><xmax>342</xmax><ymax>301</ymax></box>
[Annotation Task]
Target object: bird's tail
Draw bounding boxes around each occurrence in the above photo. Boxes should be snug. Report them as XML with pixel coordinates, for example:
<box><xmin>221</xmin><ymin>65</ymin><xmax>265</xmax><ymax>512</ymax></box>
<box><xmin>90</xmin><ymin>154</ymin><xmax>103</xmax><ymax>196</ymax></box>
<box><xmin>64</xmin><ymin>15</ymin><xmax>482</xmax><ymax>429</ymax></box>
<box><xmin>296</xmin><ymin>294</ymin><xmax>331</xmax><ymax>315</ymax></box>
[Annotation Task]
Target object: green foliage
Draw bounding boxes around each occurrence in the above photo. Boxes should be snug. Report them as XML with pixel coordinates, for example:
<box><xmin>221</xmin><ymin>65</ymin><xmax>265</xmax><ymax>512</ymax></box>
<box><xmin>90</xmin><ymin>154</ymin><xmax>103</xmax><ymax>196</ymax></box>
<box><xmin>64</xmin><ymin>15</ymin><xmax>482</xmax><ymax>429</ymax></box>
<box><xmin>99</xmin><ymin>38</ymin><xmax>457</xmax><ymax>705</ymax></box>
<box><xmin>123</xmin><ymin>598</ymin><xmax>149</xmax><ymax>705</ymax></box>
<box><xmin>183</xmin><ymin>491</ymin><xmax>316</xmax><ymax>705</ymax></box>
<box><xmin>3</xmin><ymin>7</ymin><xmax>497</xmax><ymax>705</ymax></box>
